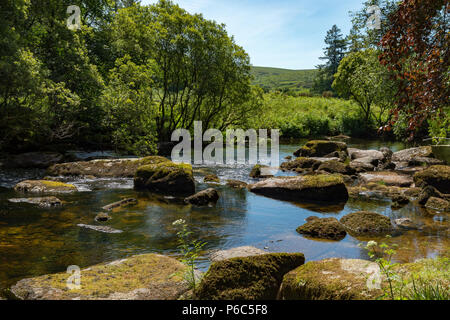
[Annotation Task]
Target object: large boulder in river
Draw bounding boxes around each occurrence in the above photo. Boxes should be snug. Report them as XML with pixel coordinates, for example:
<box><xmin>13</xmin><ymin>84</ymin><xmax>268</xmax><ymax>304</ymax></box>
<box><xmin>10</xmin><ymin>254</ymin><xmax>189</xmax><ymax>300</ymax></box>
<box><xmin>413</xmin><ymin>165</ymin><xmax>450</xmax><ymax>194</ymax></box>
<box><xmin>278</xmin><ymin>258</ymin><xmax>383</xmax><ymax>300</ymax></box>
<box><xmin>392</xmin><ymin>146</ymin><xmax>433</xmax><ymax>162</ymax></box>
<box><xmin>195</xmin><ymin>253</ymin><xmax>305</xmax><ymax>300</ymax></box>
<box><xmin>249</xmin><ymin>174</ymin><xmax>349</xmax><ymax>203</ymax></box>
<box><xmin>134</xmin><ymin>161</ymin><xmax>195</xmax><ymax>196</ymax></box>
<box><xmin>294</xmin><ymin>140</ymin><xmax>347</xmax><ymax>158</ymax></box>
<box><xmin>340</xmin><ymin>211</ymin><xmax>392</xmax><ymax>236</ymax></box>
<box><xmin>47</xmin><ymin>156</ymin><xmax>169</xmax><ymax>178</ymax></box>
<box><xmin>184</xmin><ymin>188</ymin><xmax>219</xmax><ymax>206</ymax></box>
<box><xmin>296</xmin><ymin>217</ymin><xmax>346</xmax><ymax>241</ymax></box>
<box><xmin>5</xmin><ymin>152</ymin><xmax>64</xmax><ymax>169</ymax></box>
<box><xmin>14</xmin><ymin>180</ymin><xmax>77</xmax><ymax>193</ymax></box>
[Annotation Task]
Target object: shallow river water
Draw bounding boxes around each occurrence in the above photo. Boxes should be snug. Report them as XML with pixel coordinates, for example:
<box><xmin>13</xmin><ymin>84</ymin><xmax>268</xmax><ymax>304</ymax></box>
<box><xmin>0</xmin><ymin>139</ymin><xmax>448</xmax><ymax>295</ymax></box>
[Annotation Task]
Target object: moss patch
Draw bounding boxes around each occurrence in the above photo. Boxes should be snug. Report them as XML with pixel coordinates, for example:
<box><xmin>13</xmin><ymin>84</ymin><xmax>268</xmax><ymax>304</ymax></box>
<box><xmin>11</xmin><ymin>254</ymin><xmax>188</xmax><ymax>300</ymax></box>
<box><xmin>340</xmin><ymin>211</ymin><xmax>392</xmax><ymax>236</ymax></box>
<box><xmin>294</xmin><ymin>140</ymin><xmax>347</xmax><ymax>157</ymax></box>
<box><xmin>280</xmin><ymin>157</ymin><xmax>321</xmax><ymax>171</ymax></box>
<box><xmin>195</xmin><ymin>253</ymin><xmax>305</xmax><ymax>300</ymax></box>
<box><xmin>279</xmin><ymin>258</ymin><xmax>383</xmax><ymax>300</ymax></box>
<box><xmin>14</xmin><ymin>180</ymin><xmax>77</xmax><ymax>193</ymax></box>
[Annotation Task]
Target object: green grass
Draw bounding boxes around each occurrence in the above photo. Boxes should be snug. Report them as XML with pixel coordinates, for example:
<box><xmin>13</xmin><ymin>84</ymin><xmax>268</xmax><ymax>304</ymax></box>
<box><xmin>248</xmin><ymin>93</ymin><xmax>374</xmax><ymax>139</ymax></box>
<box><xmin>251</xmin><ymin>66</ymin><xmax>318</xmax><ymax>93</ymax></box>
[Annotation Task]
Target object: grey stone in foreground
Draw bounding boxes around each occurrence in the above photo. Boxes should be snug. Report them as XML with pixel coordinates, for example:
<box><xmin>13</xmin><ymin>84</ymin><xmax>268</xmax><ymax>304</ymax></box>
<box><xmin>210</xmin><ymin>246</ymin><xmax>267</xmax><ymax>262</ymax></box>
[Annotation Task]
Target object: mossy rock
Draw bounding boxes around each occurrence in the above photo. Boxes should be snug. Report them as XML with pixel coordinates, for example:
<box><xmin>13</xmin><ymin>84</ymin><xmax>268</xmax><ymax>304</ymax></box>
<box><xmin>184</xmin><ymin>188</ymin><xmax>219</xmax><ymax>206</ymax></box>
<box><xmin>134</xmin><ymin>161</ymin><xmax>195</xmax><ymax>196</ymax></box>
<box><xmin>425</xmin><ymin>197</ymin><xmax>450</xmax><ymax>212</ymax></box>
<box><xmin>340</xmin><ymin>211</ymin><xmax>393</xmax><ymax>236</ymax></box>
<box><xmin>278</xmin><ymin>258</ymin><xmax>383</xmax><ymax>300</ymax></box>
<box><xmin>294</xmin><ymin>140</ymin><xmax>347</xmax><ymax>158</ymax></box>
<box><xmin>13</xmin><ymin>180</ymin><xmax>77</xmax><ymax>193</ymax></box>
<box><xmin>10</xmin><ymin>254</ymin><xmax>189</xmax><ymax>300</ymax></box>
<box><xmin>414</xmin><ymin>165</ymin><xmax>450</xmax><ymax>194</ymax></box>
<box><xmin>47</xmin><ymin>156</ymin><xmax>169</xmax><ymax>178</ymax></box>
<box><xmin>296</xmin><ymin>217</ymin><xmax>346</xmax><ymax>241</ymax></box>
<box><xmin>195</xmin><ymin>253</ymin><xmax>305</xmax><ymax>300</ymax></box>
<box><xmin>226</xmin><ymin>180</ymin><xmax>248</xmax><ymax>189</ymax></box>
<box><xmin>280</xmin><ymin>157</ymin><xmax>321</xmax><ymax>171</ymax></box>
<box><xmin>204</xmin><ymin>174</ymin><xmax>220</xmax><ymax>183</ymax></box>
<box><xmin>249</xmin><ymin>164</ymin><xmax>272</xmax><ymax>178</ymax></box>
<box><xmin>249</xmin><ymin>174</ymin><xmax>349</xmax><ymax>204</ymax></box>
<box><xmin>317</xmin><ymin>160</ymin><xmax>355</xmax><ymax>175</ymax></box>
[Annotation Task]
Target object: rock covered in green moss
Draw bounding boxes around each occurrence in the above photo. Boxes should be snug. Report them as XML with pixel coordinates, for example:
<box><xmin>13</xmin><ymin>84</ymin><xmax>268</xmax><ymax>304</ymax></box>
<box><xmin>195</xmin><ymin>253</ymin><xmax>305</xmax><ymax>300</ymax></box>
<box><xmin>296</xmin><ymin>217</ymin><xmax>346</xmax><ymax>241</ymax></box>
<box><xmin>317</xmin><ymin>160</ymin><xmax>355</xmax><ymax>175</ymax></box>
<box><xmin>280</xmin><ymin>157</ymin><xmax>321</xmax><ymax>172</ymax></box>
<box><xmin>10</xmin><ymin>254</ymin><xmax>189</xmax><ymax>300</ymax></box>
<box><xmin>294</xmin><ymin>140</ymin><xmax>347</xmax><ymax>158</ymax></box>
<box><xmin>414</xmin><ymin>165</ymin><xmax>450</xmax><ymax>194</ymax></box>
<box><xmin>249</xmin><ymin>164</ymin><xmax>273</xmax><ymax>178</ymax></box>
<box><xmin>184</xmin><ymin>188</ymin><xmax>219</xmax><ymax>206</ymax></box>
<box><xmin>47</xmin><ymin>156</ymin><xmax>169</xmax><ymax>178</ymax></box>
<box><xmin>425</xmin><ymin>197</ymin><xmax>450</xmax><ymax>212</ymax></box>
<box><xmin>14</xmin><ymin>180</ymin><xmax>77</xmax><ymax>193</ymax></box>
<box><xmin>340</xmin><ymin>211</ymin><xmax>392</xmax><ymax>236</ymax></box>
<box><xmin>204</xmin><ymin>174</ymin><xmax>220</xmax><ymax>183</ymax></box>
<box><xmin>249</xmin><ymin>174</ymin><xmax>349</xmax><ymax>203</ymax></box>
<box><xmin>134</xmin><ymin>161</ymin><xmax>195</xmax><ymax>195</ymax></box>
<box><xmin>278</xmin><ymin>258</ymin><xmax>383</xmax><ymax>300</ymax></box>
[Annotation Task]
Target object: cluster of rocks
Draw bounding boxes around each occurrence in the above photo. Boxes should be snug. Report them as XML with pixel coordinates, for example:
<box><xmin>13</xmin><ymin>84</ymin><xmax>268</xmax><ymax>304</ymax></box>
<box><xmin>9</xmin><ymin>248</ymin><xmax>448</xmax><ymax>300</ymax></box>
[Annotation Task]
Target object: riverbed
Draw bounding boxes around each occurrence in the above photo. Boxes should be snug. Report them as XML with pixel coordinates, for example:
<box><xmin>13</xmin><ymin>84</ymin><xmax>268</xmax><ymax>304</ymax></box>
<box><xmin>0</xmin><ymin>139</ymin><xmax>448</xmax><ymax>295</ymax></box>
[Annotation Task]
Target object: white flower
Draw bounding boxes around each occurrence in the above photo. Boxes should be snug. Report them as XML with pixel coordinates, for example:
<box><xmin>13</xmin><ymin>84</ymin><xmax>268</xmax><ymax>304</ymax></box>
<box><xmin>172</xmin><ymin>219</ymin><xmax>186</xmax><ymax>226</ymax></box>
<box><xmin>367</xmin><ymin>241</ymin><xmax>378</xmax><ymax>248</ymax></box>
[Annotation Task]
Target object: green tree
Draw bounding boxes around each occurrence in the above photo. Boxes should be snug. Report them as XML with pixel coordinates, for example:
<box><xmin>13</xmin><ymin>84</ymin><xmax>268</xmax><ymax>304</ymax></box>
<box><xmin>313</xmin><ymin>25</ymin><xmax>347</xmax><ymax>94</ymax></box>
<box><xmin>332</xmin><ymin>49</ymin><xmax>395</xmax><ymax>128</ymax></box>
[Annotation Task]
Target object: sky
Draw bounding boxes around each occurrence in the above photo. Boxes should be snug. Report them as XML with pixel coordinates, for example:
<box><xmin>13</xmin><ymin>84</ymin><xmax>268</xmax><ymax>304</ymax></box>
<box><xmin>142</xmin><ymin>0</ymin><xmax>365</xmax><ymax>70</ymax></box>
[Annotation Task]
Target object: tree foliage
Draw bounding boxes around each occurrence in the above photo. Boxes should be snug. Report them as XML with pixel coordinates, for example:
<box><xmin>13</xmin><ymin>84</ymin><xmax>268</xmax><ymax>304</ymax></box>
<box><xmin>379</xmin><ymin>0</ymin><xmax>449</xmax><ymax>139</ymax></box>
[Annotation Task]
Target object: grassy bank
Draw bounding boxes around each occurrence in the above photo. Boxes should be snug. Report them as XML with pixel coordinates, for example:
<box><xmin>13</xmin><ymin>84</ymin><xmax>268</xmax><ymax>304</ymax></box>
<box><xmin>248</xmin><ymin>93</ymin><xmax>381</xmax><ymax>139</ymax></box>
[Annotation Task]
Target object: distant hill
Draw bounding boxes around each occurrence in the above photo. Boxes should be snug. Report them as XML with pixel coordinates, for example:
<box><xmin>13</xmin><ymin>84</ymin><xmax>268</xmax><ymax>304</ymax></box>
<box><xmin>251</xmin><ymin>66</ymin><xmax>318</xmax><ymax>93</ymax></box>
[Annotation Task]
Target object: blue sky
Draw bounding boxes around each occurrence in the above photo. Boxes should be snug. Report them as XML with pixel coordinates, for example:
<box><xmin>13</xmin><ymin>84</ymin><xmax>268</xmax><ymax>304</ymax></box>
<box><xmin>142</xmin><ymin>0</ymin><xmax>365</xmax><ymax>70</ymax></box>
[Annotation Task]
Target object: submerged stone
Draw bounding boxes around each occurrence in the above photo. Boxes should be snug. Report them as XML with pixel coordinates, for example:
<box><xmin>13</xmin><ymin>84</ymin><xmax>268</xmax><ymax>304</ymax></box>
<box><xmin>10</xmin><ymin>254</ymin><xmax>189</xmax><ymax>300</ymax></box>
<box><xmin>8</xmin><ymin>196</ymin><xmax>62</xmax><ymax>207</ymax></box>
<box><xmin>102</xmin><ymin>198</ymin><xmax>138</xmax><ymax>211</ymax></box>
<box><xmin>226</xmin><ymin>180</ymin><xmax>248</xmax><ymax>189</ymax></box>
<box><xmin>204</xmin><ymin>174</ymin><xmax>220</xmax><ymax>183</ymax></box>
<box><xmin>195</xmin><ymin>253</ymin><xmax>305</xmax><ymax>300</ymax></box>
<box><xmin>77</xmin><ymin>224</ymin><xmax>123</xmax><ymax>234</ymax></box>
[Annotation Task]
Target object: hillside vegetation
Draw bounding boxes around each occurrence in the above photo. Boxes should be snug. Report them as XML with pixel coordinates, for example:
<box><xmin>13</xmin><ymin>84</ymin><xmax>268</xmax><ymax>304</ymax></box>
<box><xmin>251</xmin><ymin>66</ymin><xmax>317</xmax><ymax>93</ymax></box>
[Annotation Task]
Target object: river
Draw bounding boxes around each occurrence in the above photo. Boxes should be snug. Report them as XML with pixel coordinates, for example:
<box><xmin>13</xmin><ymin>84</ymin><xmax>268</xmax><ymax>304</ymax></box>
<box><xmin>0</xmin><ymin>139</ymin><xmax>448</xmax><ymax>296</ymax></box>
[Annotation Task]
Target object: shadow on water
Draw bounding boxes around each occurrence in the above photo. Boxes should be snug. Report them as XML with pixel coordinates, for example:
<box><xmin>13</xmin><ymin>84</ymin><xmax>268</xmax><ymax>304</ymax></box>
<box><xmin>0</xmin><ymin>140</ymin><xmax>448</xmax><ymax>295</ymax></box>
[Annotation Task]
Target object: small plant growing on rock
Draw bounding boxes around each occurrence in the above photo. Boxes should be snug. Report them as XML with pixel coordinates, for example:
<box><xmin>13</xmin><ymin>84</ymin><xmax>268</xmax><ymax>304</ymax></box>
<box><xmin>173</xmin><ymin>219</ymin><xmax>206</xmax><ymax>290</ymax></box>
